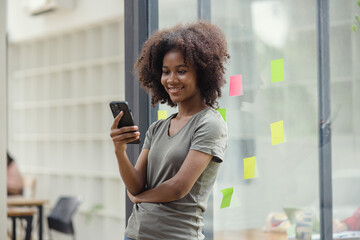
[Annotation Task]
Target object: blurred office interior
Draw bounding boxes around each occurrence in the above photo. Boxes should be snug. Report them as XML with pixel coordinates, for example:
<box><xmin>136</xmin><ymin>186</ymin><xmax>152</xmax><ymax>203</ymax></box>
<box><xmin>1</xmin><ymin>0</ymin><xmax>359</xmax><ymax>239</ymax></box>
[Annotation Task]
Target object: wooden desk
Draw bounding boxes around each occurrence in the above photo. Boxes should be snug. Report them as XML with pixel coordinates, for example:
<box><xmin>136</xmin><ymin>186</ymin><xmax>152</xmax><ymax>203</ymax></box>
<box><xmin>7</xmin><ymin>197</ymin><xmax>49</xmax><ymax>240</ymax></box>
<box><xmin>7</xmin><ymin>207</ymin><xmax>36</xmax><ymax>240</ymax></box>
<box><xmin>215</xmin><ymin>229</ymin><xmax>287</xmax><ymax>240</ymax></box>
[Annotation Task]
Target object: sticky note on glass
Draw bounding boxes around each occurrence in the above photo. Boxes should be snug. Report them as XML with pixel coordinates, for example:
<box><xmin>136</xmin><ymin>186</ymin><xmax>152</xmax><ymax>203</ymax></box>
<box><xmin>271</xmin><ymin>120</ymin><xmax>285</xmax><ymax>145</ymax></box>
<box><xmin>157</xmin><ymin>110</ymin><xmax>167</xmax><ymax>120</ymax></box>
<box><xmin>216</xmin><ymin>108</ymin><xmax>226</xmax><ymax>122</ymax></box>
<box><xmin>271</xmin><ymin>59</ymin><xmax>284</xmax><ymax>83</ymax></box>
<box><xmin>229</xmin><ymin>75</ymin><xmax>243</xmax><ymax>96</ymax></box>
<box><xmin>244</xmin><ymin>157</ymin><xmax>256</xmax><ymax>179</ymax></box>
<box><xmin>220</xmin><ymin>187</ymin><xmax>233</xmax><ymax>208</ymax></box>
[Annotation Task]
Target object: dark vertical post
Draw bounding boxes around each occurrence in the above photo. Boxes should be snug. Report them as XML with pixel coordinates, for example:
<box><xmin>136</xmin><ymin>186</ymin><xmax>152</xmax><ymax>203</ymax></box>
<box><xmin>124</xmin><ymin>0</ymin><xmax>158</xmax><ymax>226</ymax></box>
<box><xmin>124</xmin><ymin>2</ymin><xmax>134</xmax><ymax>225</ymax></box>
<box><xmin>0</xmin><ymin>0</ymin><xmax>7</xmax><ymax>237</ymax></box>
<box><xmin>317</xmin><ymin>0</ymin><xmax>333</xmax><ymax>239</ymax></box>
<box><xmin>148</xmin><ymin>0</ymin><xmax>159</xmax><ymax>125</ymax></box>
<box><xmin>197</xmin><ymin>0</ymin><xmax>211</xmax><ymax>22</ymax></box>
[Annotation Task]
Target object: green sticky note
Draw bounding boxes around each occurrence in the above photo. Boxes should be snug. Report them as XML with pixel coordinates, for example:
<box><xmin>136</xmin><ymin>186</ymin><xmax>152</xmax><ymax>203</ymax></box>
<box><xmin>157</xmin><ymin>110</ymin><xmax>167</xmax><ymax>120</ymax></box>
<box><xmin>220</xmin><ymin>187</ymin><xmax>233</xmax><ymax>208</ymax></box>
<box><xmin>216</xmin><ymin>108</ymin><xmax>226</xmax><ymax>122</ymax></box>
<box><xmin>271</xmin><ymin>59</ymin><xmax>284</xmax><ymax>83</ymax></box>
<box><xmin>271</xmin><ymin>120</ymin><xmax>285</xmax><ymax>145</ymax></box>
<box><xmin>244</xmin><ymin>157</ymin><xmax>256</xmax><ymax>179</ymax></box>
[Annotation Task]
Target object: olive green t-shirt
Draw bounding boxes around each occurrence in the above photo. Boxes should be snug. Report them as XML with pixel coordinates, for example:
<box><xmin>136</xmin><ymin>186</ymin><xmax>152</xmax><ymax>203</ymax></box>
<box><xmin>125</xmin><ymin>107</ymin><xmax>228</xmax><ymax>240</ymax></box>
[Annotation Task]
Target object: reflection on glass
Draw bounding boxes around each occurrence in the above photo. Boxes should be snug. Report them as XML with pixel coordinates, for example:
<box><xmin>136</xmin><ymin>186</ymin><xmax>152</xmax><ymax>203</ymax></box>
<box><xmin>331</xmin><ymin>0</ymin><xmax>360</xmax><ymax>238</ymax></box>
<box><xmin>157</xmin><ymin>0</ymin><xmax>360</xmax><ymax>239</ymax></box>
<box><xmin>212</xmin><ymin>0</ymin><xmax>319</xmax><ymax>239</ymax></box>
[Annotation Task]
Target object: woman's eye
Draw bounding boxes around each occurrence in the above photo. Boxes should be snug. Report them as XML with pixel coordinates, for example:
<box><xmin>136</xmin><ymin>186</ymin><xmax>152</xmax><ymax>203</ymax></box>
<box><xmin>162</xmin><ymin>70</ymin><xmax>169</xmax><ymax>74</ymax></box>
<box><xmin>178</xmin><ymin>70</ymin><xmax>186</xmax><ymax>74</ymax></box>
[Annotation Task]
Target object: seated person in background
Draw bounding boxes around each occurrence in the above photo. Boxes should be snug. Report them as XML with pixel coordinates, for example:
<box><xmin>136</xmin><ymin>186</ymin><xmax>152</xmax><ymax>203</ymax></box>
<box><xmin>7</xmin><ymin>152</ymin><xmax>24</xmax><ymax>195</ymax></box>
<box><xmin>333</xmin><ymin>207</ymin><xmax>360</xmax><ymax>232</ymax></box>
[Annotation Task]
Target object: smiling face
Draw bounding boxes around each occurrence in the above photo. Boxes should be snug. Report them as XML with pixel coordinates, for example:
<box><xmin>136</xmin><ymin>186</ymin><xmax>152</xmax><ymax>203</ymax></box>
<box><xmin>161</xmin><ymin>50</ymin><xmax>202</xmax><ymax>106</ymax></box>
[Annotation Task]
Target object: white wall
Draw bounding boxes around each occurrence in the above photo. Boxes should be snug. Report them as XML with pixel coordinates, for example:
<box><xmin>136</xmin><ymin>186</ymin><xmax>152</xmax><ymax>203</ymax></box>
<box><xmin>7</xmin><ymin>0</ymin><xmax>123</xmax><ymax>42</ymax></box>
<box><xmin>7</xmin><ymin>1</ymin><xmax>126</xmax><ymax>239</ymax></box>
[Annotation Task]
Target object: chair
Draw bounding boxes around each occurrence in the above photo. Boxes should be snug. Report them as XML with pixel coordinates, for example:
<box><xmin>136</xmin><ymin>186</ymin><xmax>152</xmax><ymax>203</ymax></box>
<box><xmin>47</xmin><ymin>196</ymin><xmax>83</xmax><ymax>240</ymax></box>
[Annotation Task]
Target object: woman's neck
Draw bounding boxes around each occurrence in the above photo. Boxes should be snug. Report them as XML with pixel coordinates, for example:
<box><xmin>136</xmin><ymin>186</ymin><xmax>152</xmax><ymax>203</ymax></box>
<box><xmin>176</xmin><ymin>102</ymin><xmax>207</xmax><ymax>118</ymax></box>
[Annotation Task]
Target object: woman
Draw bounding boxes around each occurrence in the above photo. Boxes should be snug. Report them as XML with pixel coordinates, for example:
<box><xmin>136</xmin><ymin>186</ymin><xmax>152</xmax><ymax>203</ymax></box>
<box><xmin>110</xmin><ymin>21</ymin><xmax>230</xmax><ymax>240</ymax></box>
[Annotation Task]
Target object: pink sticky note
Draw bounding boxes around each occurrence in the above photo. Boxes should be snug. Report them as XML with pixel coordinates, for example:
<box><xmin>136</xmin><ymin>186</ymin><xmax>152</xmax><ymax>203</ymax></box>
<box><xmin>229</xmin><ymin>75</ymin><xmax>243</xmax><ymax>96</ymax></box>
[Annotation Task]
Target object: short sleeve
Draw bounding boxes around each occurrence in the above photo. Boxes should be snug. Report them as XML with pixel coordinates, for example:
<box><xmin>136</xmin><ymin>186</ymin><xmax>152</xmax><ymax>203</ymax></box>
<box><xmin>142</xmin><ymin>121</ymin><xmax>157</xmax><ymax>149</ymax></box>
<box><xmin>142</xmin><ymin>119</ymin><xmax>168</xmax><ymax>149</ymax></box>
<box><xmin>190</xmin><ymin>114</ymin><xmax>228</xmax><ymax>162</ymax></box>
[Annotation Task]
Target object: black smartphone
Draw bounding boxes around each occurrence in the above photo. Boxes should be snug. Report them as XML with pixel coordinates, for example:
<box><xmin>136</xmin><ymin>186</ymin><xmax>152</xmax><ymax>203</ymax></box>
<box><xmin>109</xmin><ymin>101</ymin><xmax>140</xmax><ymax>144</ymax></box>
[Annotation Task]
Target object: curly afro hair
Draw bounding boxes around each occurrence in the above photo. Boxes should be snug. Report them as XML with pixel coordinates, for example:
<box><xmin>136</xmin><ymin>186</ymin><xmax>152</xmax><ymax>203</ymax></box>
<box><xmin>135</xmin><ymin>21</ymin><xmax>230</xmax><ymax>108</ymax></box>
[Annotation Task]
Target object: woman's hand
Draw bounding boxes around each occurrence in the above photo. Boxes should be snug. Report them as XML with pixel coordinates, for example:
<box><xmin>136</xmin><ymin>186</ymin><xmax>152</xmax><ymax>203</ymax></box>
<box><xmin>109</xmin><ymin>112</ymin><xmax>147</xmax><ymax>195</ymax></box>
<box><xmin>110</xmin><ymin>111</ymin><xmax>140</xmax><ymax>152</ymax></box>
<box><xmin>127</xmin><ymin>190</ymin><xmax>138</xmax><ymax>204</ymax></box>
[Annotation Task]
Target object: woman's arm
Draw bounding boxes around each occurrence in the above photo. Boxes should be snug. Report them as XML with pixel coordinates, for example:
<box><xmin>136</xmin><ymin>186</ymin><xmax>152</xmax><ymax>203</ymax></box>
<box><xmin>129</xmin><ymin>149</ymin><xmax>212</xmax><ymax>203</ymax></box>
<box><xmin>115</xmin><ymin>148</ymin><xmax>148</xmax><ymax>195</ymax></box>
<box><xmin>110</xmin><ymin>111</ymin><xmax>147</xmax><ymax>195</ymax></box>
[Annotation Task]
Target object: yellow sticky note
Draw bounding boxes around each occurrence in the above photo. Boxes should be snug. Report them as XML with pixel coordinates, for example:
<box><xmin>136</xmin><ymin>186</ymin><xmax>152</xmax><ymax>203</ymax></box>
<box><xmin>157</xmin><ymin>110</ymin><xmax>167</xmax><ymax>120</ymax></box>
<box><xmin>216</xmin><ymin>108</ymin><xmax>226</xmax><ymax>122</ymax></box>
<box><xmin>271</xmin><ymin>120</ymin><xmax>285</xmax><ymax>145</ymax></box>
<box><xmin>220</xmin><ymin>187</ymin><xmax>233</xmax><ymax>209</ymax></box>
<box><xmin>271</xmin><ymin>59</ymin><xmax>284</xmax><ymax>83</ymax></box>
<box><xmin>244</xmin><ymin>157</ymin><xmax>256</xmax><ymax>179</ymax></box>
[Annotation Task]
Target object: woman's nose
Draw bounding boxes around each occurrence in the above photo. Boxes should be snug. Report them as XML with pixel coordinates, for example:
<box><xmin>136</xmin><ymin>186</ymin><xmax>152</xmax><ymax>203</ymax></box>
<box><xmin>167</xmin><ymin>72</ymin><xmax>177</xmax><ymax>83</ymax></box>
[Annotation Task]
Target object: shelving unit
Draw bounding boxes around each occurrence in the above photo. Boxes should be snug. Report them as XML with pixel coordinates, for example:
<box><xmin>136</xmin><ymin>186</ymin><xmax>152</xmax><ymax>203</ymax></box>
<box><xmin>8</xmin><ymin>17</ymin><xmax>126</xmax><ymax>239</ymax></box>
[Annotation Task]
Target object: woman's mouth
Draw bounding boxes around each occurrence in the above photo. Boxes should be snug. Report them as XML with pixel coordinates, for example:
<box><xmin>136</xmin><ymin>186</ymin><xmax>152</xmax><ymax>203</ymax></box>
<box><xmin>168</xmin><ymin>87</ymin><xmax>184</xmax><ymax>94</ymax></box>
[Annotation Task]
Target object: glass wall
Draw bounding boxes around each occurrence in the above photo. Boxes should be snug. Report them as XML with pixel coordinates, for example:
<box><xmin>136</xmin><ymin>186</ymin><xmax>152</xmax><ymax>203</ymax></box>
<box><xmin>211</xmin><ymin>0</ymin><xmax>320</xmax><ymax>239</ymax></box>
<box><xmin>330</xmin><ymin>0</ymin><xmax>360</xmax><ymax>236</ymax></box>
<box><xmin>156</xmin><ymin>0</ymin><xmax>358</xmax><ymax>239</ymax></box>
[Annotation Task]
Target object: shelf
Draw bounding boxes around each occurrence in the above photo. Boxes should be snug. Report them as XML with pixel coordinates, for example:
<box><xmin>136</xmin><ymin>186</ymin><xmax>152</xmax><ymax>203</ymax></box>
<box><xmin>12</xmin><ymin>133</ymin><xmax>110</xmax><ymax>142</ymax></box>
<box><xmin>42</xmin><ymin>206</ymin><xmax>125</xmax><ymax>221</ymax></box>
<box><xmin>22</xmin><ymin>166</ymin><xmax>121</xmax><ymax>180</ymax></box>
<box><xmin>11</xmin><ymin>95</ymin><xmax>122</xmax><ymax>109</ymax></box>
<box><xmin>78</xmin><ymin>208</ymin><xmax>125</xmax><ymax>220</ymax></box>
<box><xmin>12</xmin><ymin>55</ymin><xmax>123</xmax><ymax>79</ymax></box>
